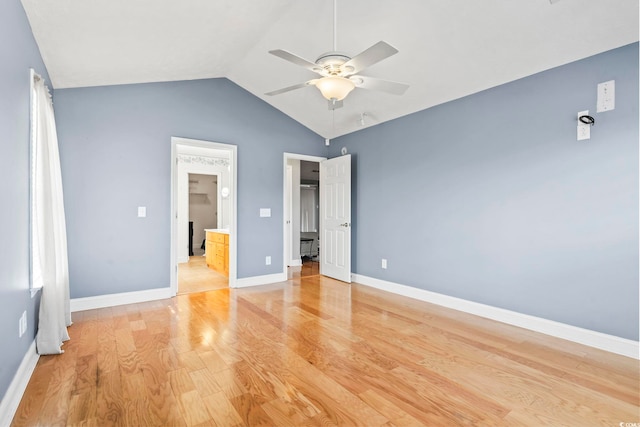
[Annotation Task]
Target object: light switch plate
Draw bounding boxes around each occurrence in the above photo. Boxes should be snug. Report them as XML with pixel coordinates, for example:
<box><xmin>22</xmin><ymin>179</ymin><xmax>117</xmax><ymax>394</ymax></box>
<box><xmin>260</xmin><ymin>208</ymin><xmax>271</xmax><ymax>217</ymax></box>
<box><xmin>138</xmin><ymin>206</ymin><xmax>147</xmax><ymax>217</ymax></box>
<box><xmin>597</xmin><ymin>80</ymin><xmax>615</xmax><ymax>112</ymax></box>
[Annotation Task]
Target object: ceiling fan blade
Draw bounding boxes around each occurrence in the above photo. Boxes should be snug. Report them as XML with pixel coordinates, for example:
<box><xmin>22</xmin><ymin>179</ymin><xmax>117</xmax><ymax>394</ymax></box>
<box><xmin>342</xmin><ymin>41</ymin><xmax>398</xmax><ymax>74</ymax></box>
<box><xmin>268</xmin><ymin>49</ymin><xmax>321</xmax><ymax>73</ymax></box>
<box><xmin>265</xmin><ymin>80</ymin><xmax>317</xmax><ymax>96</ymax></box>
<box><xmin>352</xmin><ymin>75</ymin><xmax>409</xmax><ymax>96</ymax></box>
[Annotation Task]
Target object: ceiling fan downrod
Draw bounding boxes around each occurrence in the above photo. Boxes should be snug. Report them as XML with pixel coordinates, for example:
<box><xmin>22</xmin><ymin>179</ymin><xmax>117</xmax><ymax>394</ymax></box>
<box><xmin>332</xmin><ymin>0</ymin><xmax>337</xmax><ymax>52</ymax></box>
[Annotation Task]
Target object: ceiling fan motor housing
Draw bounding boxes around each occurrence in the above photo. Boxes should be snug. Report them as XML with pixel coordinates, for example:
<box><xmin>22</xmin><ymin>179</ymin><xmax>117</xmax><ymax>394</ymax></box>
<box><xmin>314</xmin><ymin>52</ymin><xmax>353</xmax><ymax>76</ymax></box>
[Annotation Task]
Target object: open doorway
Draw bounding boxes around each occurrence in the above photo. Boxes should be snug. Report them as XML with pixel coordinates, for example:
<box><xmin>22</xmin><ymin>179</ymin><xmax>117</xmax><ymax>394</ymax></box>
<box><xmin>171</xmin><ymin>137</ymin><xmax>237</xmax><ymax>296</ymax></box>
<box><xmin>299</xmin><ymin>161</ymin><xmax>320</xmax><ymax>276</ymax></box>
<box><xmin>177</xmin><ymin>173</ymin><xmax>228</xmax><ymax>294</ymax></box>
<box><xmin>189</xmin><ymin>173</ymin><xmax>217</xmax><ymax>257</ymax></box>
<box><xmin>284</xmin><ymin>153</ymin><xmax>326</xmax><ymax>279</ymax></box>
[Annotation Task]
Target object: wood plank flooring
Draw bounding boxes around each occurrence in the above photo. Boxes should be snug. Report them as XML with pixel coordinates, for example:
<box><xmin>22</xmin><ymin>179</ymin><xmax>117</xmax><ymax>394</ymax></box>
<box><xmin>178</xmin><ymin>256</ymin><xmax>228</xmax><ymax>295</ymax></box>
<box><xmin>287</xmin><ymin>260</ymin><xmax>320</xmax><ymax>280</ymax></box>
<box><xmin>12</xmin><ymin>275</ymin><xmax>639</xmax><ymax>426</ymax></box>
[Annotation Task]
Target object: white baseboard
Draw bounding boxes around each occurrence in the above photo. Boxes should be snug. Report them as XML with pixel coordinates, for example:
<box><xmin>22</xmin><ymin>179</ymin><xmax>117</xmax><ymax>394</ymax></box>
<box><xmin>353</xmin><ymin>274</ymin><xmax>639</xmax><ymax>359</ymax></box>
<box><xmin>233</xmin><ymin>272</ymin><xmax>288</xmax><ymax>288</ymax></box>
<box><xmin>289</xmin><ymin>259</ymin><xmax>302</xmax><ymax>267</ymax></box>
<box><xmin>0</xmin><ymin>340</ymin><xmax>39</xmax><ymax>427</ymax></box>
<box><xmin>178</xmin><ymin>256</ymin><xmax>189</xmax><ymax>264</ymax></box>
<box><xmin>70</xmin><ymin>287</ymin><xmax>173</xmax><ymax>312</ymax></box>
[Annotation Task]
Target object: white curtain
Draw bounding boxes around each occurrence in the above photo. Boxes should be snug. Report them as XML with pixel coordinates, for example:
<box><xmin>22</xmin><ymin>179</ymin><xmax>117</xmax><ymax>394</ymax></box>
<box><xmin>32</xmin><ymin>74</ymin><xmax>71</xmax><ymax>355</ymax></box>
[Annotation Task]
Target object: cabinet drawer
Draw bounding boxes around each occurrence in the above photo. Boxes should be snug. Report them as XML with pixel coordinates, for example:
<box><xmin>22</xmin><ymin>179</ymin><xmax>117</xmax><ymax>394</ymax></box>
<box><xmin>207</xmin><ymin>232</ymin><xmax>226</xmax><ymax>243</ymax></box>
<box><xmin>213</xmin><ymin>255</ymin><xmax>225</xmax><ymax>270</ymax></box>
<box><xmin>214</xmin><ymin>245</ymin><xmax>225</xmax><ymax>257</ymax></box>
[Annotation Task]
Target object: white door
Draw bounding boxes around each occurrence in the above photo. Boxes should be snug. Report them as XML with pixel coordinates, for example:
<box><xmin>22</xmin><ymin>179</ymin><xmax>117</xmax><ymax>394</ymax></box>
<box><xmin>320</xmin><ymin>155</ymin><xmax>351</xmax><ymax>282</ymax></box>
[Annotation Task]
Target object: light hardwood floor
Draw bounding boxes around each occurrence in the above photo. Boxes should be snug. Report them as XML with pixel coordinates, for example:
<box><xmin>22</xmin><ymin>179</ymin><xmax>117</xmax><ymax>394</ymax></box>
<box><xmin>12</xmin><ymin>275</ymin><xmax>639</xmax><ymax>426</ymax></box>
<box><xmin>287</xmin><ymin>259</ymin><xmax>320</xmax><ymax>280</ymax></box>
<box><xmin>178</xmin><ymin>256</ymin><xmax>228</xmax><ymax>295</ymax></box>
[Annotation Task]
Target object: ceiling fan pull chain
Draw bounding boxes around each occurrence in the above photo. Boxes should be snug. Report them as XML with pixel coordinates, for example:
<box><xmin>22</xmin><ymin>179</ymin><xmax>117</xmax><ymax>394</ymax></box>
<box><xmin>332</xmin><ymin>108</ymin><xmax>335</xmax><ymax>137</ymax></box>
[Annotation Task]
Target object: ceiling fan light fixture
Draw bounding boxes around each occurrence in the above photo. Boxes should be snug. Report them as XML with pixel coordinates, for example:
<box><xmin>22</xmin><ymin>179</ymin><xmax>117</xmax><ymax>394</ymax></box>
<box><xmin>316</xmin><ymin>76</ymin><xmax>355</xmax><ymax>101</ymax></box>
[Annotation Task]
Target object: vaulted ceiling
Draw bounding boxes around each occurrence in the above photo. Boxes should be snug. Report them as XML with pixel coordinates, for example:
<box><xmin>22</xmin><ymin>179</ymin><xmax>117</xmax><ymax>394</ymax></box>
<box><xmin>21</xmin><ymin>0</ymin><xmax>639</xmax><ymax>138</ymax></box>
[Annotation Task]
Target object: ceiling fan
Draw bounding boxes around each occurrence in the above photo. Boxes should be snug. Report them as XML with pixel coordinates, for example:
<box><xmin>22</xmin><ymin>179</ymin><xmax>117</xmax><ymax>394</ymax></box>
<box><xmin>265</xmin><ymin>0</ymin><xmax>409</xmax><ymax>110</ymax></box>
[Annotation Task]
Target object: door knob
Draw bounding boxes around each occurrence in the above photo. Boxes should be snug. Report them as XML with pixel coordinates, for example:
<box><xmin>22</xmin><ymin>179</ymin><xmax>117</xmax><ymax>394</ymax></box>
<box><xmin>340</xmin><ymin>222</ymin><xmax>350</xmax><ymax>227</ymax></box>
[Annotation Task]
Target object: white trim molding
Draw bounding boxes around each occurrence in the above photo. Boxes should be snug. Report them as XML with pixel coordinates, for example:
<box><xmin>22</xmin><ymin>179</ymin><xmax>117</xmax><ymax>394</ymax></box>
<box><xmin>289</xmin><ymin>259</ymin><xmax>302</xmax><ymax>267</ymax></box>
<box><xmin>0</xmin><ymin>340</ymin><xmax>39</xmax><ymax>427</ymax></box>
<box><xmin>353</xmin><ymin>274</ymin><xmax>639</xmax><ymax>359</ymax></box>
<box><xmin>234</xmin><ymin>273</ymin><xmax>288</xmax><ymax>289</ymax></box>
<box><xmin>70</xmin><ymin>287</ymin><xmax>173</xmax><ymax>312</ymax></box>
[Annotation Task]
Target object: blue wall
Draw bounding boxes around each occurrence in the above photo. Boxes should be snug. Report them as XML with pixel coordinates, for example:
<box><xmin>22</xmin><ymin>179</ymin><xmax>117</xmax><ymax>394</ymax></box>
<box><xmin>329</xmin><ymin>43</ymin><xmax>639</xmax><ymax>340</ymax></box>
<box><xmin>0</xmin><ymin>0</ymin><xmax>636</xmax><ymax>408</ymax></box>
<box><xmin>0</xmin><ymin>0</ymin><xmax>50</xmax><ymax>402</ymax></box>
<box><xmin>54</xmin><ymin>79</ymin><xmax>325</xmax><ymax>298</ymax></box>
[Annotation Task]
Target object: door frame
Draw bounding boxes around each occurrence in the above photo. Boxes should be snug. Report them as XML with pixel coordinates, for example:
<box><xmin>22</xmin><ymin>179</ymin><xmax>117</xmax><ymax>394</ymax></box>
<box><xmin>171</xmin><ymin>137</ymin><xmax>238</xmax><ymax>294</ymax></box>
<box><xmin>284</xmin><ymin>165</ymin><xmax>293</xmax><ymax>268</ymax></box>
<box><xmin>282</xmin><ymin>153</ymin><xmax>326</xmax><ymax>274</ymax></box>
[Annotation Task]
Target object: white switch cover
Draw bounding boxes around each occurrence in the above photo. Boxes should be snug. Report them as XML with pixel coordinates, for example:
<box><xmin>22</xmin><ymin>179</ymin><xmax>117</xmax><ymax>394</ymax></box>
<box><xmin>265</xmin><ymin>256</ymin><xmax>271</xmax><ymax>265</ymax></box>
<box><xmin>577</xmin><ymin>110</ymin><xmax>590</xmax><ymax>141</ymax></box>
<box><xmin>260</xmin><ymin>208</ymin><xmax>271</xmax><ymax>217</ymax></box>
<box><xmin>381</xmin><ymin>259</ymin><xmax>387</xmax><ymax>269</ymax></box>
<box><xmin>597</xmin><ymin>80</ymin><xmax>615</xmax><ymax>112</ymax></box>
<box><xmin>138</xmin><ymin>206</ymin><xmax>146</xmax><ymax>217</ymax></box>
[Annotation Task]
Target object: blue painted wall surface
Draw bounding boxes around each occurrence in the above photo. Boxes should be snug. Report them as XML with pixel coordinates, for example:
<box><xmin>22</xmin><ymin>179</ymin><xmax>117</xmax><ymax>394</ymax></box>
<box><xmin>54</xmin><ymin>79</ymin><xmax>324</xmax><ymax>298</ymax></box>
<box><xmin>0</xmin><ymin>0</ymin><xmax>50</xmax><ymax>402</ymax></box>
<box><xmin>330</xmin><ymin>43</ymin><xmax>639</xmax><ymax>340</ymax></box>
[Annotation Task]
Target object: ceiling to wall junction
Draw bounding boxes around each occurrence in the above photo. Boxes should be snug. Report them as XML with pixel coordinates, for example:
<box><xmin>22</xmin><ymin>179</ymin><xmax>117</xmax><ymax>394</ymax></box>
<box><xmin>21</xmin><ymin>0</ymin><xmax>639</xmax><ymax>138</ymax></box>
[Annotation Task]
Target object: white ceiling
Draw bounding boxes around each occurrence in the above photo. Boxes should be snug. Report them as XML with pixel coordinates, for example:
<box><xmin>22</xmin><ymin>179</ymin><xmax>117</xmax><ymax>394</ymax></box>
<box><xmin>21</xmin><ymin>0</ymin><xmax>639</xmax><ymax>138</ymax></box>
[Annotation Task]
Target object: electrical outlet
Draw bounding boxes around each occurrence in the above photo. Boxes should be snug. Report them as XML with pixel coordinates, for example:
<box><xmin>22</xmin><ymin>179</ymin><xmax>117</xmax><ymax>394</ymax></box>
<box><xmin>265</xmin><ymin>256</ymin><xmax>271</xmax><ymax>265</ymax></box>
<box><xmin>381</xmin><ymin>259</ymin><xmax>387</xmax><ymax>269</ymax></box>
<box><xmin>577</xmin><ymin>110</ymin><xmax>590</xmax><ymax>141</ymax></box>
